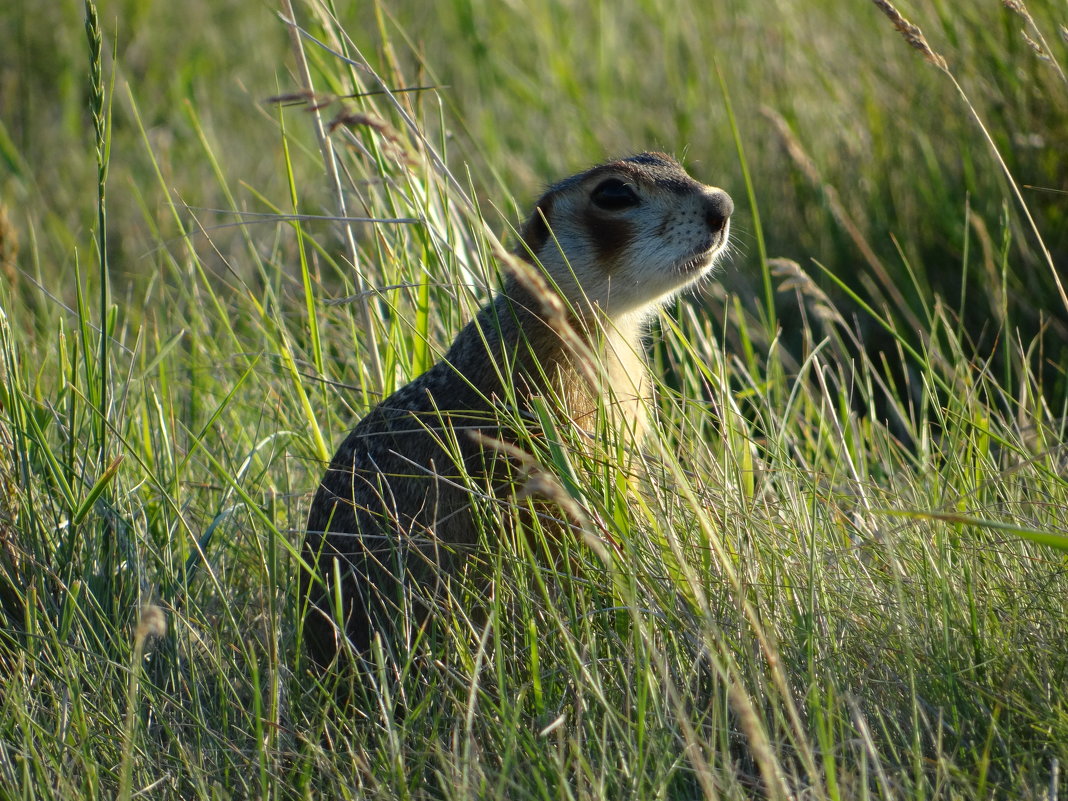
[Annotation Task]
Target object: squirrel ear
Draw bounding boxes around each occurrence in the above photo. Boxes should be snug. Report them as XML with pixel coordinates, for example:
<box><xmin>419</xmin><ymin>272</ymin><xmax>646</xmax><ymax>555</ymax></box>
<box><xmin>520</xmin><ymin>195</ymin><xmax>554</xmax><ymax>258</ymax></box>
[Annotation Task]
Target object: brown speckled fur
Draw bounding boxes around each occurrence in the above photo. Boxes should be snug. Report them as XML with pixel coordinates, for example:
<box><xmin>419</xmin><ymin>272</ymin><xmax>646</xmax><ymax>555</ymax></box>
<box><xmin>300</xmin><ymin>152</ymin><xmax>733</xmax><ymax>668</ymax></box>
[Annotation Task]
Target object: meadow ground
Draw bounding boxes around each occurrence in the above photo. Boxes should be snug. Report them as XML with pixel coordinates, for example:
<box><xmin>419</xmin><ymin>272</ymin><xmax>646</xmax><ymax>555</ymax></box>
<box><xmin>0</xmin><ymin>0</ymin><xmax>1066</xmax><ymax>798</ymax></box>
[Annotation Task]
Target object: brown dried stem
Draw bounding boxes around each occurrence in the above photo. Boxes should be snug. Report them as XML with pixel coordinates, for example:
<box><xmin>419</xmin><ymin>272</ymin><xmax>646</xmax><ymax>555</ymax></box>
<box><xmin>869</xmin><ymin>0</ymin><xmax>1067</xmax><ymax>318</ymax></box>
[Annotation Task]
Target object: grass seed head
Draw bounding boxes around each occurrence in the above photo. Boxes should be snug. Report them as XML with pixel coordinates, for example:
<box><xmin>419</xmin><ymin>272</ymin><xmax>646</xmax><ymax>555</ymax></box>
<box><xmin>870</xmin><ymin>0</ymin><xmax>948</xmax><ymax>70</ymax></box>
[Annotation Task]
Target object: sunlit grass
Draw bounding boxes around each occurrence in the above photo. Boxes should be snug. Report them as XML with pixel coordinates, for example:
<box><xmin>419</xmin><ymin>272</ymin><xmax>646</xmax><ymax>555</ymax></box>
<box><xmin>0</xmin><ymin>0</ymin><xmax>1065</xmax><ymax>798</ymax></box>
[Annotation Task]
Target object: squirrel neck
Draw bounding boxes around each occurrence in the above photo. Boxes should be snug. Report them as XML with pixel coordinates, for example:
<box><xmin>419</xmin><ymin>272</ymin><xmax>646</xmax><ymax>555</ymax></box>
<box><xmin>473</xmin><ymin>278</ymin><xmax>652</xmax><ymax>438</ymax></box>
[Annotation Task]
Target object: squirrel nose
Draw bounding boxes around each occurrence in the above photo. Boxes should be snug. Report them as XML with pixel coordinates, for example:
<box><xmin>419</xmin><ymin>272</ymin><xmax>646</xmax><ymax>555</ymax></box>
<box><xmin>704</xmin><ymin>190</ymin><xmax>734</xmax><ymax>233</ymax></box>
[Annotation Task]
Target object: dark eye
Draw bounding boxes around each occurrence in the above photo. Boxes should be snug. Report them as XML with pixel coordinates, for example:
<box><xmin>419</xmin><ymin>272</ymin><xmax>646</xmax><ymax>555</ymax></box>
<box><xmin>590</xmin><ymin>178</ymin><xmax>639</xmax><ymax>211</ymax></box>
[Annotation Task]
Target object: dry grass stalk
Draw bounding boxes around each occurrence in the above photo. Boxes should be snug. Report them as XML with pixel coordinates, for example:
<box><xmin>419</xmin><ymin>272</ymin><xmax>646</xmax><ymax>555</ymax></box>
<box><xmin>870</xmin><ymin>0</ymin><xmax>948</xmax><ymax>71</ymax></box>
<box><xmin>1002</xmin><ymin>0</ymin><xmax>1067</xmax><ymax>84</ymax></box>
<box><xmin>492</xmin><ymin>240</ymin><xmax>601</xmax><ymax>391</ymax></box>
<box><xmin>726</xmin><ymin>679</ymin><xmax>793</xmax><ymax>801</ymax></box>
<box><xmin>1021</xmin><ymin>31</ymin><xmax>1051</xmax><ymax>61</ymax></box>
<box><xmin>966</xmin><ymin>210</ymin><xmax>1005</xmax><ymax>324</ymax></box>
<box><xmin>266</xmin><ymin>89</ymin><xmax>336</xmax><ymax>111</ymax></box>
<box><xmin>769</xmin><ymin>258</ymin><xmax>845</xmax><ymax>327</ymax></box>
<box><xmin>760</xmin><ymin>106</ymin><xmax>924</xmax><ymax>333</ymax></box>
<box><xmin>278</xmin><ymin>0</ymin><xmax>385</xmax><ymax>387</ymax></box>
<box><xmin>327</xmin><ymin>109</ymin><xmax>416</xmax><ymax>166</ymax></box>
<box><xmin>861</xmin><ymin>3</ymin><xmax>1066</xmax><ymax>319</ymax></box>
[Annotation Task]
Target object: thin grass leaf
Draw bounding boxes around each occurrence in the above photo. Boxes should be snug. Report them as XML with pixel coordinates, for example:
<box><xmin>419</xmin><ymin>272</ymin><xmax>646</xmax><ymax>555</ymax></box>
<box><xmin>71</xmin><ymin>454</ymin><xmax>124</xmax><ymax>526</ymax></box>
<box><xmin>878</xmin><ymin>508</ymin><xmax>1068</xmax><ymax>552</ymax></box>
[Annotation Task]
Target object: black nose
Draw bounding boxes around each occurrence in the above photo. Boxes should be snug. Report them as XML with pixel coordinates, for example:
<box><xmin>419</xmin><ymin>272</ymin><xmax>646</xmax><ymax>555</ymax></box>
<box><xmin>704</xmin><ymin>191</ymin><xmax>733</xmax><ymax>233</ymax></box>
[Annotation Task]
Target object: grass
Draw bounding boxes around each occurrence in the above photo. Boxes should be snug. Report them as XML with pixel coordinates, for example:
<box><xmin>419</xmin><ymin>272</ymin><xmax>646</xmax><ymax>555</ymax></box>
<box><xmin>0</xmin><ymin>0</ymin><xmax>1066</xmax><ymax>798</ymax></box>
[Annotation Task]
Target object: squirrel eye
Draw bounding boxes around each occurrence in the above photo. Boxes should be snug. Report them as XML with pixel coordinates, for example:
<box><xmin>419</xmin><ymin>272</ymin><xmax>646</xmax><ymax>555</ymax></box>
<box><xmin>590</xmin><ymin>178</ymin><xmax>639</xmax><ymax>210</ymax></box>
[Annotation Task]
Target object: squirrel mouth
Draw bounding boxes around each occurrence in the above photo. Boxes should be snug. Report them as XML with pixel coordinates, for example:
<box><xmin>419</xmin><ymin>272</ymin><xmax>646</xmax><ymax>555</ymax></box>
<box><xmin>680</xmin><ymin>252</ymin><xmax>714</xmax><ymax>274</ymax></box>
<box><xmin>680</xmin><ymin>228</ymin><xmax>730</xmax><ymax>275</ymax></box>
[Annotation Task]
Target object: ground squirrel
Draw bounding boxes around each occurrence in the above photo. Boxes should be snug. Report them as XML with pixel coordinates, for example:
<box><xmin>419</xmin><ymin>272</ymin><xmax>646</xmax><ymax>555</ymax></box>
<box><xmin>301</xmin><ymin>152</ymin><xmax>733</xmax><ymax>667</ymax></box>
